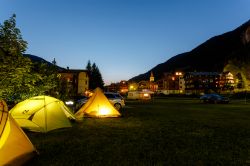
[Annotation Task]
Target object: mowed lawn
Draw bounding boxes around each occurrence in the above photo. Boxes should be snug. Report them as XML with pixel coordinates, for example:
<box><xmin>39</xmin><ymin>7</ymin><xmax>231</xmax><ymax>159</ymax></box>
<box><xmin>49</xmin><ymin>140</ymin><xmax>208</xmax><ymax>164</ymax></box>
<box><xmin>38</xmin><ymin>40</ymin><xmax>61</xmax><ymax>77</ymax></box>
<box><xmin>26</xmin><ymin>98</ymin><xmax>250</xmax><ymax>166</ymax></box>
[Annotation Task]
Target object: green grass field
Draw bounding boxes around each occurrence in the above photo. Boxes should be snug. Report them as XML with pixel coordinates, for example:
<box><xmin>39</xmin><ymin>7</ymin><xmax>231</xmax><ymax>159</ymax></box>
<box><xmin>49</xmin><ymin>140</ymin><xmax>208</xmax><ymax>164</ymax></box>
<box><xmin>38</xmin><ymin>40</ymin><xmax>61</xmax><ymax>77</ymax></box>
<box><xmin>26</xmin><ymin>98</ymin><xmax>250</xmax><ymax>166</ymax></box>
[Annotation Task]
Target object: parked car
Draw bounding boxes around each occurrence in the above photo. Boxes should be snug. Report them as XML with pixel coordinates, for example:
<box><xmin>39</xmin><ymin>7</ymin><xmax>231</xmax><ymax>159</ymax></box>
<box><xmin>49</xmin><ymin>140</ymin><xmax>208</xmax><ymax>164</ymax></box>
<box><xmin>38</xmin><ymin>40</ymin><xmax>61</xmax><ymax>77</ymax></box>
<box><xmin>64</xmin><ymin>95</ymin><xmax>89</xmax><ymax>112</ymax></box>
<box><xmin>200</xmin><ymin>94</ymin><xmax>229</xmax><ymax>104</ymax></box>
<box><xmin>66</xmin><ymin>92</ymin><xmax>125</xmax><ymax>111</ymax></box>
<box><xmin>104</xmin><ymin>92</ymin><xmax>125</xmax><ymax>110</ymax></box>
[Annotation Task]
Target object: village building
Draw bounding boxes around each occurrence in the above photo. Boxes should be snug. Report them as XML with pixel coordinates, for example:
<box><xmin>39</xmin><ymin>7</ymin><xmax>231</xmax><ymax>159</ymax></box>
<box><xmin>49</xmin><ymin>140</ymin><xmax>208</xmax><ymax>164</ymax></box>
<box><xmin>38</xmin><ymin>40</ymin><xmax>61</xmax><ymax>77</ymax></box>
<box><xmin>58</xmin><ymin>69</ymin><xmax>89</xmax><ymax>96</ymax></box>
<box><xmin>157</xmin><ymin>72</ymin><xmax>184</xmax><ymax>95</ymax></box>
<box><xmin>184</xmin><ymin>72</ymin><xmax>220</xmax><ymax>94</ymax></box>
<box><xmin>219</xmin><ymin>71</ymin><xmax>235</xmax><ymax>90</ymax></box>
<box><xmin>105</xmin><ymin>80</ymin><xmax>129</xmax><ymax>95</ymax></box>
<box><xmin>106</xmin><ymin>71</ymin><xmax>238</xmax><ymax>96</ymax></box>
<box><xmin>119</xmin><ymin>80</ymin><xmax>129</xmax><ymax>94</ymax></box>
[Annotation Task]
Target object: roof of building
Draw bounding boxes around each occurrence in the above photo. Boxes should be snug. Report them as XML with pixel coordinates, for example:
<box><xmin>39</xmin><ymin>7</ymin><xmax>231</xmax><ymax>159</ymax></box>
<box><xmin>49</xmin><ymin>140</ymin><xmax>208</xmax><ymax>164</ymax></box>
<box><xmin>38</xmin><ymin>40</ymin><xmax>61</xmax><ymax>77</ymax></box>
<box><xmin>59</xmin><ymin>69</ymin><xmax>88</xmax><ymax>73</ymax></box>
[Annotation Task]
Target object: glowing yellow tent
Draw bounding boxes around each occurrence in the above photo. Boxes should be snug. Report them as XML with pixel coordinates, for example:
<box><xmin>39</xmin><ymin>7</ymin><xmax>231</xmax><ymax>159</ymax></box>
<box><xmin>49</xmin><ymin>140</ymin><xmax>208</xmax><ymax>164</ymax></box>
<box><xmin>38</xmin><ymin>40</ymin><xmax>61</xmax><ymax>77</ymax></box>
<box><xmin>75</xmin><ymin>87</ymin><xmax>121</xmax><ymax>119</ymax></box>
<box><xmin>0</xmin><ymin>100</ymin><xmax>37</xmax><ymax>166</ymax></box>
<box><xmin>10</xmin><ymin>96</ymin><xmax>75</xmax><ymax>132</ymax></box>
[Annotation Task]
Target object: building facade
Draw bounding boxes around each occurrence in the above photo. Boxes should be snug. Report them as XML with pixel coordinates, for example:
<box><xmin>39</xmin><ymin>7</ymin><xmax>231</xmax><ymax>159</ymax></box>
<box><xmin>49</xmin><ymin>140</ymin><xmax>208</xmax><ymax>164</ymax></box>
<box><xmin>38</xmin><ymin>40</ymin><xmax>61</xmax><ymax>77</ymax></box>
<box><xmin>184</xmin><ymin>72</ymin><xmax>220</xmax><ymax>94</ymax></box>
<box><xmin>219</xmin><ymin>71</ymin><xmax>235</xmax><ymax>90</ymax></box>
<box><xmin>156</xmin><ymin>72</ymin><xmax>184</xmax><ymax>94</ymax></box>
<box><xmin>59</xmin><ymin>69</ymin><xmax>89</xmax><ymax>96</ymax></box>
<box><xmin>119</xmin><ymin>80</ymin><xmax>129</xmax><ymax>94</ymax></box>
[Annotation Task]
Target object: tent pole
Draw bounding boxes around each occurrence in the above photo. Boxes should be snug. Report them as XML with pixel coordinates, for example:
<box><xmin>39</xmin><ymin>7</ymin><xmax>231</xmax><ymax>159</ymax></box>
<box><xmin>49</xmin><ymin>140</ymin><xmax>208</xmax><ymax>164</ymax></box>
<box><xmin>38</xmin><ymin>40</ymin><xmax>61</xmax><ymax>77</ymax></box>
<box><xmin>44</xmin><ymin>95</ymin><xmax>47</xmax><ymax>132</ymax></box>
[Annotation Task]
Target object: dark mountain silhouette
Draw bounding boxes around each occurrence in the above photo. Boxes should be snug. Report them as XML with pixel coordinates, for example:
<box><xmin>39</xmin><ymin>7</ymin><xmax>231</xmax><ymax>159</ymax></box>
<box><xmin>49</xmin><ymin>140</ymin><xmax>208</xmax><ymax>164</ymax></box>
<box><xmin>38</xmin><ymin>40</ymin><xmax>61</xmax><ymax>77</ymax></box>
<box><xmin>24</xmin><ymin>54</ymin><xmax>65</xmax><ymax>71</ymax></box>
<box><xmin>130</xmin><ymin>19</ymin><xmax>250</xmax><ymax>82</ymax></box>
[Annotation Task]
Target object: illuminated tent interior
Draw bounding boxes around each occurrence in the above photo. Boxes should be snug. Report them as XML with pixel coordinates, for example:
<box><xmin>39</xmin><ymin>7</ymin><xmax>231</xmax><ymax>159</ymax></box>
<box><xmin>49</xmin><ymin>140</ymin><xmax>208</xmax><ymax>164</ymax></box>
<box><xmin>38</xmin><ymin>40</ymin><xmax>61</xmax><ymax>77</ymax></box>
<box><xmin>0</xmin><ymin>100</ymin><xmax>37</xmax><ymax>166</ymax></box>
<box><xmin>10</xmin><ymin>96</ymin><xmax>75</xmax><ymax>132</ymax></box>
<box><xmin>75</xmin><ymin>87</ymin><xmax>121</xmax><ymax>119</ymax></box>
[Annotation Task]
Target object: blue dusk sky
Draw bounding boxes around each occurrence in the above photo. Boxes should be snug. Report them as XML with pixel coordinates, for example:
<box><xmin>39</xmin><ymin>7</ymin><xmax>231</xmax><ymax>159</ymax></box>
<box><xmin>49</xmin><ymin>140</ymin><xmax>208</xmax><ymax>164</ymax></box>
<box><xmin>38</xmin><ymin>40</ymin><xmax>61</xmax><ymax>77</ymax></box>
<box><xmin>1</xmin><ymin>0</ymin><xmax>250</xmax><ymax>84</ymax></box>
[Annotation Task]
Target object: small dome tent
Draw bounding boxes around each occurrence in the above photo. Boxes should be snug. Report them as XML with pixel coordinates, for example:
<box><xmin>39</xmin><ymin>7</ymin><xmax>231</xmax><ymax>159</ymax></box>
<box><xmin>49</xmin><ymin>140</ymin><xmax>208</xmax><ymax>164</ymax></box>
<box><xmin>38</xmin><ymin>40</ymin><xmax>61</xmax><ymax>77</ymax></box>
<box><xmin>0</xmin><ymin>100</ymin><xmax>37</xmax><ymax>166</ymax></box>
<box><xmin>75</xmin><ymin>87</ymin><xmax>121</xmax><ymax>119</ymax></box>
<box><xmin>10</xmin><ymin>96</ymin><xmax>75</xmax><ymax>132</ymax></box>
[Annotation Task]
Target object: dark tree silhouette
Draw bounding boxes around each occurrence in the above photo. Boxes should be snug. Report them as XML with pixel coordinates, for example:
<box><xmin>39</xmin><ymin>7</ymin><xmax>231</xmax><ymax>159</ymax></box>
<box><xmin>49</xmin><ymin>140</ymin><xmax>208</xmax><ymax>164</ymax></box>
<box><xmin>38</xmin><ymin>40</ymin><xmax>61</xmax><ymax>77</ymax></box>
<box><xmin>86</xmin><ymin>60</ymin><xmax>104</xmax><ymax>90</ymax></box>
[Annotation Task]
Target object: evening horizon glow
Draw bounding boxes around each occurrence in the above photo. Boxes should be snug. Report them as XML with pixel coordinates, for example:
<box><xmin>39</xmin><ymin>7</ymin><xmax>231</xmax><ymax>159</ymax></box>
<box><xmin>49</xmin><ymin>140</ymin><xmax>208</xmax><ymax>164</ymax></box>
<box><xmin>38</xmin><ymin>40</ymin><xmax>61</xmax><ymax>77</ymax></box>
<box><xmin>1</xmin><ymin>0</ymin><xmax>250</xmax><ymax>85</ymax></box>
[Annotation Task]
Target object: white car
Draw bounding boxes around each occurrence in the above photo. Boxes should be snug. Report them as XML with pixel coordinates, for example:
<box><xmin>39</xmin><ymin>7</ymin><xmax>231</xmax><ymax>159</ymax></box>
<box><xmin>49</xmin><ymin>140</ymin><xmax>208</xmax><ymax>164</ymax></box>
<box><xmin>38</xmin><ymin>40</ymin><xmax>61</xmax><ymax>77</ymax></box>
<box><xmin>69</xmin><ymin>92</ymin><xmax>125</xmax><ymax>111</ymax></box>
<box><xmin>104</xmin><ymin>92</ymin><xmax>125</xmax><ymax>110</ymax></box>
<box><xmin>64</xmin><ymin>96</ymin><xmax>89</xmax><ymax>112</ymax></box>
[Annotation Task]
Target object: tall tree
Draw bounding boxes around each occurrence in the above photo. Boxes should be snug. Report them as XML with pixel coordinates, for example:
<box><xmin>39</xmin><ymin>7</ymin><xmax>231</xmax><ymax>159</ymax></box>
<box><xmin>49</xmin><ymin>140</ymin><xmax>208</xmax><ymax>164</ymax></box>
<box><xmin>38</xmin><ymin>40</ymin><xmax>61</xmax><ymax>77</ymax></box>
<box><xmin>86</xmin><ymin>60</ymin><xmax>92</xmax><ymax>74</ymax></box>
<box><xmin>0</xmin><ymin>48</ymin><xmax>34</xmax><ymax>101</ymax></box>
<box><xmin>91</xmin><ymin>63</ymin><xmax>104</xmax><ymax>89</ymax></box>
<box><xmin>0</xmin><ymin>14</ymin><xmax>58</xmax><ymax>102</ymax></box>
<box><xmin>85</xmin><ymin>60</ymin><xmax>104</xmax><ymax>90</ymax></box>
<box><xmin>0</xmin><ymin>14</ymin><xmax>27</xmax><ymax>55</ymax></box>
<box><xmin>0</xmin><ymin>14</ymin><xmax>32</xmax><ymax>101</ymax></box>
<box><xmin>31</xmin><ymin>61</ymin><xmax>59</xmax><ymax>96</ymax></box>
<box><xmin>86</xmin><ymin>60</ymin><xmax>93</xmax><ymax>89</ymax></box>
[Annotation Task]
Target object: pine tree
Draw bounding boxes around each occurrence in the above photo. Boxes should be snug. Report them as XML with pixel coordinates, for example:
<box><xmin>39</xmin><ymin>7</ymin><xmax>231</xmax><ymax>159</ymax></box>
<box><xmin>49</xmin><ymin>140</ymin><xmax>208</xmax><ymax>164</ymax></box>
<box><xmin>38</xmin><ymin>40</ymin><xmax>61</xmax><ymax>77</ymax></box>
<box><xmin>86</xmin><ymin>60</ymin><xmax>93</xmax><ymax>89</ymax></box>
<box><xmin>52</xmin><ymin>58</ymin><xmax>56</xmax><ymax>65</ymax></box>
<box><xmin>85</xmin><ymin>60</ymin><xmax>104</xmax><ymax>90</ymax></box>
<box><xmin>86</xmin><ymin>60</ymin><xmax>92</xmax><ymax>73</ymax></box>
<box><xmin>91</xmin><ymin>63</ymin><xmax>104</xmax><ymax>89</ymax></box>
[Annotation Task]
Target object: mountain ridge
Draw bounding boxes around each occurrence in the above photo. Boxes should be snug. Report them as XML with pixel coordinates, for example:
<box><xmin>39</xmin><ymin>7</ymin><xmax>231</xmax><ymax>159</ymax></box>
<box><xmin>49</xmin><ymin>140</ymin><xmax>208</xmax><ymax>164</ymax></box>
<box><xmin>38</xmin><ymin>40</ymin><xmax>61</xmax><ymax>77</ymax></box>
<box><xmin>23</xmin><ymin>54</ymin><xmax>65</xmax><ymax>71</ymax></box>
<box><xmin>129</xmin><ymin>19</ymin><xmax>250</xmax><ymax>82</ymax></box>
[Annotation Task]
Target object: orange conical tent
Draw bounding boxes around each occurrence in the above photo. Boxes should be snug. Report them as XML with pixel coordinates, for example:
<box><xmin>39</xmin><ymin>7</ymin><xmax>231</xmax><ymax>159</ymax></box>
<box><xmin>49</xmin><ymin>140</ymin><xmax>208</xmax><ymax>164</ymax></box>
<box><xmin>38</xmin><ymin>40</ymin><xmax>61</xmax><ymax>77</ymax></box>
<box><xmin>75</xmin><ymin>88</ymin><xmax>121</xmax><ymax>119</ymax></box>
<box><xmin>0</xmin><ymin>100</ymin><xmax>37</xmax><ymax>166</ymax></box>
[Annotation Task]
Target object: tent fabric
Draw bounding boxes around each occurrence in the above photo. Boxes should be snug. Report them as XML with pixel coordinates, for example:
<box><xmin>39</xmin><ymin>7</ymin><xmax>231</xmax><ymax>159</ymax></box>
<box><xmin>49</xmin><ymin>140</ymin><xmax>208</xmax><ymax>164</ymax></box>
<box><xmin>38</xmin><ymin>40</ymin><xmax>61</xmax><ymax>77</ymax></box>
<box><xmin>75</xmin><ymin>87</ymin><xmax>121</xmax><ymax>119</ymax></box>
<box><xmin>0</xmin><ymin>100</ymin><xmax>37</xmax><ymax>166</ymax></box>
<box><xmin>10</xmin><ymin>96</ymin><xmax>75</xmax><ymax>132</ymax></box>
